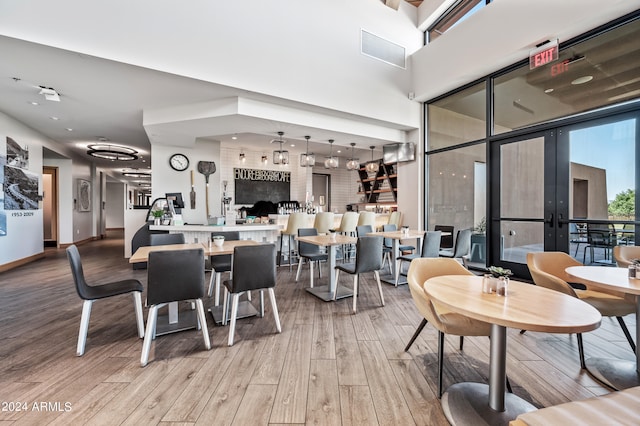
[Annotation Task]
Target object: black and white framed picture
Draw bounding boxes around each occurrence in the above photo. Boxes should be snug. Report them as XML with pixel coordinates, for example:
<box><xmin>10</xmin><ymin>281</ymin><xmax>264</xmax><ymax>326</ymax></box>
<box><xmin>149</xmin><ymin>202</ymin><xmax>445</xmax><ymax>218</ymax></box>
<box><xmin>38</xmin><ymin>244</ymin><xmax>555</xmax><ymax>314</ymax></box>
<box><xmin>6</xmin><ymin>136</ymin><xmax>29</xmax><ymax>169</ymax></box>
<box><xmin>3</xmin><ymin>166</ymin><xmax>38</xmax><ymax>210</ymax></box>
<box><xmin>77</xmin><ymin>179</ymin><xmax>91</xmax><ymax>212</ymax></box>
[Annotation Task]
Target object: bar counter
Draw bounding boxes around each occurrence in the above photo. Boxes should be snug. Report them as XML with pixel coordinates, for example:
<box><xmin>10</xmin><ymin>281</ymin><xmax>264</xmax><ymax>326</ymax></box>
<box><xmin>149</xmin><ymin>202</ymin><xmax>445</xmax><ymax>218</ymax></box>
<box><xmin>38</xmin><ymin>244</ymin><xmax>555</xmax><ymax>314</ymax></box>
<box><xmin>149</xmin><ymin>223</ymin><xmax>282</xmax><ymax>243</ymax></box>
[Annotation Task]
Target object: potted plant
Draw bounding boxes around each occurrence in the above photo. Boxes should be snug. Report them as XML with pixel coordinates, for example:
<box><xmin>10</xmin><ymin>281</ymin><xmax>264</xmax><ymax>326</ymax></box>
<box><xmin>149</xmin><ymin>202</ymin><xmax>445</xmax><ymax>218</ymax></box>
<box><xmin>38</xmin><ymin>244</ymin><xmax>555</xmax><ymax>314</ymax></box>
<box><xmin>151</xmin><ymin>209</ymin><xmax>164</xmax><ymax>225</ymax></box>
<box><xmin>470</xmin><ymin>217</ymin><xmax>487</xmax><ymax>263</ymax></box>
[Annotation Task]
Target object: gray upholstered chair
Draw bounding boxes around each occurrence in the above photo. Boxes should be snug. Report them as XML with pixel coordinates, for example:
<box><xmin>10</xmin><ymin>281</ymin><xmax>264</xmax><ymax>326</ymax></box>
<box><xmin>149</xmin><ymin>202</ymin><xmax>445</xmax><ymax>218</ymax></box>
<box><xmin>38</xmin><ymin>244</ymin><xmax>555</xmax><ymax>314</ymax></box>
<box><xmin>395</xmin><ymin>230</ymin><xmax>441</xmax><ymax>285</ymax></box>
<box><xmin>207</xmin><ymin>231</ymin><xmax>240</xmax><ymax>305</ymax></box>
<box><xmin>434</xmin><ymin>225</ymin><xmax>454</xmax><ymax>250</ymax></box>
<box><xmin>356</xmin><ymin>225</ymin><xmax>373</xmax><ymax>238</ymax></box>
<box><xmin>67</xmin><ymin>244</ymin><xmax>144</xmax><ymax>356</ymax></box>
<box><xmin>295</xmin><ymin>228</ymin><xmax>328</xmax><ymax>288</ymax></box>
<box><xmin>149</xmin><ymin>233</ymin><xmax>185</xmax><ymax>246</ymax></box>
<box><xmin>335</xmin><ymin>236</ymin><xmax>384</xmax><ymax>314</ymax></box>
<box><xmin>439</xmin><ymin>228</ymin><xmax>471</xmax><ymax>259</ymax></box>
<box><xmin>222</xmin><ymin>244</ymin><xmax>281</xmax><ymax>346</ymax></box>
<box><xmin>381</xmin><ymin>224</ymin><xmax>415</xmax><ymax>272</ymax></box>
<box><xmin>141</xmin><ymin>248</ymin><xmax>210</xmax><ymax>366</ymax></box>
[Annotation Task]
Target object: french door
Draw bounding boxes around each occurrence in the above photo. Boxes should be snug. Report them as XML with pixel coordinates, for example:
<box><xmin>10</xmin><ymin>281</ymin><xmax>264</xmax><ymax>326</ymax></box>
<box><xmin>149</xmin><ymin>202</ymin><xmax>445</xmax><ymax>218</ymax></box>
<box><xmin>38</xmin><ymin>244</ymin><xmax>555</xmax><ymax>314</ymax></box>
<box><xmin>490</xmin><ymin>112</ymin><xmax>638</xmax><ymax>278</ymax></box>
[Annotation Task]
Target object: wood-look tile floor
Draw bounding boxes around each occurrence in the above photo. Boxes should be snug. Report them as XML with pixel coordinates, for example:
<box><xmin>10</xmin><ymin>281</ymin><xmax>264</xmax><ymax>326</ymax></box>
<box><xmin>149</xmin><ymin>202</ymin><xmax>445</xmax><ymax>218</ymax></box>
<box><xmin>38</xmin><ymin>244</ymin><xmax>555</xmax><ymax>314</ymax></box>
<box><xmin>0</xmin><ymin>231</ymin><xmax>629</xmax><ymax>425</ymax></box>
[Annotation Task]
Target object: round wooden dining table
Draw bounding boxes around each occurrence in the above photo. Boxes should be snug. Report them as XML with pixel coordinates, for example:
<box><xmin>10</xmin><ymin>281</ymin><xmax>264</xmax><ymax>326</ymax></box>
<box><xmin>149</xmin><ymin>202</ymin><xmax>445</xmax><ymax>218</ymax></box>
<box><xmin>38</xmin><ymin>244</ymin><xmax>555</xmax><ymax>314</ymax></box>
<box><xmin>566</xmin><ymin>265</ymin><xmax>640</xmax><ymax>390</ymax></box>
<box><xmin>424</xmin><ymin>275</ymin><xmax>601</xmax><ymax>426</ymax></box>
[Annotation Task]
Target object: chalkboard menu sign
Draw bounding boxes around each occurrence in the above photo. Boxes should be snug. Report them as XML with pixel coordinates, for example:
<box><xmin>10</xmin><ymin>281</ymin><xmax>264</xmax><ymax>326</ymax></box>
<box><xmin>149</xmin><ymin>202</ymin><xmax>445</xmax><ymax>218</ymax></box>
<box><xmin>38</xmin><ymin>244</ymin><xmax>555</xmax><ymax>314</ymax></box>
<box><xmin>234</xmin><ymin>168</ymin><xmax>291</xmax><ymax>205</ymax></box>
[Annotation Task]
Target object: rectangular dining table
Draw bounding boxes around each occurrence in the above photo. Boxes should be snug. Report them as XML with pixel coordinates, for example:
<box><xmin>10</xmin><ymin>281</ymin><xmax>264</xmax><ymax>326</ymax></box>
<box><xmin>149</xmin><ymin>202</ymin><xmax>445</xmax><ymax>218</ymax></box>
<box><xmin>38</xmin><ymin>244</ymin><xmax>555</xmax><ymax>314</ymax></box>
<box><xmin>566</xmin><ymin>265</ymin><xmax>640</xmax><ymax>390</ymax></box>
<box><xmin>367</xmin><ymin>229</ymin><xmax>426</xmax><ymax>285</ymax></box>
<box><xmin>129</xmin><ymin>240</ymin><xmax>259</xmax><ymax>331</ymax></box>
<box><xmin>295</xmin><ymin>233</ymin><xmax>357</xmax><ymax>301</ymax></box>
<box><xmin>424</xmin><ymin>275</ymin><xmax>601</xmax><ymax>426</ymax></box>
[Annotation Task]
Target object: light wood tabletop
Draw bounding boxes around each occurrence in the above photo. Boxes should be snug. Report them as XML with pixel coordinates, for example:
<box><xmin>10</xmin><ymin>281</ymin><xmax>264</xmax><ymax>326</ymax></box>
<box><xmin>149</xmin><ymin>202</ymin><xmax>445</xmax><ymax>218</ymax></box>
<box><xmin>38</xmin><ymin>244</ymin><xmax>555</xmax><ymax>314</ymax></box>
<box><xmin>129</xmin><ymin>240</ymin><xmax>258</xmax><ymax>263</ymax></box>
<box><xmin>566</xmin><ymin>265</ymin><xmax>640</xmax><ymax>295</ymax></box>
<box><xmin>296</xmin><ymin>234</ymin><xmax>356</xmax><ymax>246</ymax></box>
<box><xmin>424</xmin><ymin>275</ymin><xmax>602</xmax><ymax>333</ymax></box>
<box><xmin>367</xmin><ymin>229</ymin><xmax>427</xmax><ymax>240</ymax></box>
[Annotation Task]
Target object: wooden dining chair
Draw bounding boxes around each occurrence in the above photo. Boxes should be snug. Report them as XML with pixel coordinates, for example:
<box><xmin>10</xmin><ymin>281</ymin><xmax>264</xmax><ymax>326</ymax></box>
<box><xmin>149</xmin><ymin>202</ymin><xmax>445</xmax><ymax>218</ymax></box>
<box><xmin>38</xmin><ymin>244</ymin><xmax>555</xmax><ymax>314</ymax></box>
<box><xmin>66</xmin><ymin>245</ymin><xmax>145</xmax><ymax>356</ymax></box>
<box><xmin>527</xmin><ymin>251</ymin><xmax>636</xmax><ymax>368</ymax></box>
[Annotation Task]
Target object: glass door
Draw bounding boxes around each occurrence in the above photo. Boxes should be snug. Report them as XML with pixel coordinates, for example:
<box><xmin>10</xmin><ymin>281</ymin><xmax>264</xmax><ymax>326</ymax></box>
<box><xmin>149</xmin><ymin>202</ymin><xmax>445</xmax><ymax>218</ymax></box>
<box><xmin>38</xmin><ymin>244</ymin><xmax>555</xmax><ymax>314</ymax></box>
<box><xmin>490</xmin><ymin>112</ymin><xmax>638</xmax><ymax>277</ymax></box>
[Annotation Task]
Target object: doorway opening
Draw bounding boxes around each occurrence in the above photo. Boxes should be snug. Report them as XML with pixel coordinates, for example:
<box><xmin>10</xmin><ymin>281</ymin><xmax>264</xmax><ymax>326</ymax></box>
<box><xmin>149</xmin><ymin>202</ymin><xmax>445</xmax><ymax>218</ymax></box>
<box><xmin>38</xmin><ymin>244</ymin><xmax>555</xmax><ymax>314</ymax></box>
<box><xmin>43</xmin><ymin>166</ymin><xmax>59</xmax><ymax>248</ymax></box>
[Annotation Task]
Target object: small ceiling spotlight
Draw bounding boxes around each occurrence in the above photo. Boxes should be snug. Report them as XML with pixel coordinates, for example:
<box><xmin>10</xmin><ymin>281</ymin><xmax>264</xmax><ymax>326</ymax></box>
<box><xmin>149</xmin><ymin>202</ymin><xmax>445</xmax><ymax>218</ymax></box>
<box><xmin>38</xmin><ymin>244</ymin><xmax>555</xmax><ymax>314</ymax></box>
<box><xmin>239</xmin><ymin>150</ymin><xmax>246</xmax><ymax>162</ymax></box>
<box><xmin>38</xmin><ymin>86</ymin><xmax>60</xmax><ymax>102</ymax></box>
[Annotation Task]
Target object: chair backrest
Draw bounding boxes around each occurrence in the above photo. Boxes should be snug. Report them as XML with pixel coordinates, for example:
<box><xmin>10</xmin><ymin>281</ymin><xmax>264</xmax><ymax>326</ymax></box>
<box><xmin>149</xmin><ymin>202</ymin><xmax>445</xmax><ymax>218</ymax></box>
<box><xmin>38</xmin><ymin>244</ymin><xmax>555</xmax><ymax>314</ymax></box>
<box><xmin>210</xmin><ymin>231</ymin><xmax>240</xmax><ymax>270</ymax></box>
<box><xmin>66</xmin><ymin>245</ymin><xmax>90</xmax><ymax>300</ymax></box>
<box><xmin>298</xmin><ymin>228</ymin><xmax>321</xmax><ymax>256</ymax></box>
<box><xmin>407</xmin><ymin>258</ymin><xmax>473</xmax><ymax>329</ymax></box>
<box><xmin>357</xmin><ymin>211</ymin><xmax>377</xmax><ymax>228</ymax></box>
<box><xmin>526</xmin><ymin>252</ymin><xmax>579</xmax><ymax>297</ymax></box>
<box><xmin>337</xmin><ymin>212</ymin><xmax>359</xmax><ymax>233</ymax></box>
<box><xmin>313</xmin><ymin>212</ymin><xmax>335</xmax><ymax>235</ymax></box>
<box><xmin>614</xmin><ymin>245</ymin><xmax>640</xmax><ymax>268</ymax></box>
<box><xmin>382</xmin><ymin>224</ymin><xmax>396</xmax><ymax>248</ymax></box>
<box><xmin>149</xmin><ymin>233</ymin><xmax>185</xmax><ymax>246</ymax></box>
<box><xmin>421</xmin><ymin>230</ymin><xmax>442</xmax><ymax>258</ymax></box>
<box><xmin>230</xmin><ymin>244</ymin><xmax>277</xmax><ymax>293</ymax></box>
<box><xmin>147</xmin><ymin>248</ymin><xmax>205</xmax><ymax>305</ymax></box>
<box><xmin>354</xmin><ymin>236</ymin><xmax>383</xmax><ymax>273</ymax></box>
<box><xmin>283</xmin><ymin>212</ymin><xmax>309</xmax><ymax>235</ymax></box>
<box><xmin>356</xmin><ymin>225</ymin><xmax>373</xmax><ymax>238</ymax></box>
<box><xmin>434</xmin><ymin>225</ymin><xmax>454</xmax><ymax>249</ymax></box>
<box><xmin>452</xmin><ymin>228</ymin><xmax>472</xmax><ymax>258</ymax></box>
<box><xmin>388</xmin><ymin>211</ymin><xmax>402</xmax><ymax>228</ymax></box>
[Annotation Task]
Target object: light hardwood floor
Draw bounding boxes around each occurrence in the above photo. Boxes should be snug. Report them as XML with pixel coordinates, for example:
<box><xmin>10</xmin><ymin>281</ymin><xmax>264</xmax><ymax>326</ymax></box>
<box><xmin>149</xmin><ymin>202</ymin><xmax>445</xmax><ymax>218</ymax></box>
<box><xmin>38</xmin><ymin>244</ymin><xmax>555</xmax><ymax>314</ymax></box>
<box><xmin>0</xmin><ymin>231</ymin><xmax>629</xmax><ymax>425</ymax></box>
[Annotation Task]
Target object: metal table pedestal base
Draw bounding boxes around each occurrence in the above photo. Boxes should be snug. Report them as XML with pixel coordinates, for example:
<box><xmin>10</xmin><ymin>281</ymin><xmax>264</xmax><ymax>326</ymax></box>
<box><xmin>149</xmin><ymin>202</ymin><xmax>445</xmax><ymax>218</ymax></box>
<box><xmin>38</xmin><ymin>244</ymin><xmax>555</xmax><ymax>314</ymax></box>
<box><xmin>209</xmin><ymin>301</ymin><xmax>258</xmax><ymax>325</ymax></box>
<box><xmin>586</xmin><ymin>358</ymin><xmax>640</xmax><ymax>390</ymax></box>
<box><xmin>442</xmin><ymin>383</ymin><xmax>536</xmax><ymax>426</ymax></box>
<box><xmin>306</xmin><ymin>285</ymin><xmax>353</xmax><ymax>302</ymax></box>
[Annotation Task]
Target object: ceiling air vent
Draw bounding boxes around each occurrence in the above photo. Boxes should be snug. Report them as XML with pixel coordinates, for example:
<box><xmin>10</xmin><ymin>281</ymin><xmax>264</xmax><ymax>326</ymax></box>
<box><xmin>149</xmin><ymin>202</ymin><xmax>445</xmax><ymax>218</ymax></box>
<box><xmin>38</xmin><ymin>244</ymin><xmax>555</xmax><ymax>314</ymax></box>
<box><xmin>361</xmin><ymin>29</ymin><xmax>406</xmax><ymax>69</ymax></box>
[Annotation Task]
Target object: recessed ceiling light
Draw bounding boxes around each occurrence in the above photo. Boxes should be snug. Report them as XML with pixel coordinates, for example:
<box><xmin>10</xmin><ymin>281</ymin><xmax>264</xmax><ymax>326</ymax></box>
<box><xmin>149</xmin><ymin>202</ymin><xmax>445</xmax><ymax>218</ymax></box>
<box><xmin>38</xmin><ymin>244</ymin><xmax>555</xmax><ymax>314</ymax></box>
<box><xmin>29</xmin><ymin>101</ymin><xmax>39</xmax><ymax>106</ymax></box>
<box><xmin>49</xmin><ymin>116</ymin><xmax>59</xmax><ymax>121</ymax></box>
<box><xmin>544</xmin><ymin>88</ymin><xmax>554</xmax><ymax>93</ymax></box>
<box><xmin>571</xmin><ymin>76</ymin><xmax>593</xmax><ymax>85</ymax></box>
<box><xmin>65</xmin><ymin>128</ymin><xmax>73</xmax><ymax>132</ymax></box>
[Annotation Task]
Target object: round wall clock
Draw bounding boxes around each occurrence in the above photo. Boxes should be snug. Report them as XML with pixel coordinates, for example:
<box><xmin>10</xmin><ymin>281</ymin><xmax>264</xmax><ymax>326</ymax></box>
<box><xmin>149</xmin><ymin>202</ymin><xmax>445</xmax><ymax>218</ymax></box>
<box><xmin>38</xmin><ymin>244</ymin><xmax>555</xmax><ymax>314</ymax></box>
<box><xmin>169</xmin><ymin>153</ymin><xmax>189</xmax><ymax>171</ymax></box>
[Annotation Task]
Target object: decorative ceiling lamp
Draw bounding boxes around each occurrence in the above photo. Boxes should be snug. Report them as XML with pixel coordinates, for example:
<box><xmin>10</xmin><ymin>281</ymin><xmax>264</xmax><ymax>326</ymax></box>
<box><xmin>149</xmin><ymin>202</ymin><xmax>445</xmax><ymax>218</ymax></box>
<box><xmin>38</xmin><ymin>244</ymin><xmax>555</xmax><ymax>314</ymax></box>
<box><xmin>346</xmin><ymin>143</ymin><xmax>360</xmax><ymax>170</ymax></box>
<box><xmin>300</xmin><ymin>135</ymin><xmax>316</xmax><ymax>167</ymax></box>
<box><xmin>87</xmin><ymin>143</ymin><xmax>138</xmax><ymax>161</ymax></box>
<box><xmin>365</xmin><ymin>145</ymin><xmax>379</xmax><ymax>173</ymax></box>
<box><xmin>272</xmin><ymin>131</ymin><xmax>289</xmax><ymax>165</ymax></box>
<box><xmin>324</xmin><ymin>139</ymin><xmax>339</xmax><ymax>169</ymax></box>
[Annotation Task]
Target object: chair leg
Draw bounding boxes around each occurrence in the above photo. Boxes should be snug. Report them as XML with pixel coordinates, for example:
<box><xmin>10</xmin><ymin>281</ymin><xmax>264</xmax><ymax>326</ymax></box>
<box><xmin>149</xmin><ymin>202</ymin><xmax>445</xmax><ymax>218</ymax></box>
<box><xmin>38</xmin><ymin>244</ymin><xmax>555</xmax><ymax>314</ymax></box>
<box><xmin>195</xmin><ymin>299</ymin><xmax>211</xmax><ymax>350</ymax></box>
<box><xmin>133</xmin><ymin>292</ymin><xmax>145</xmax><ymax>339</ymax></box>
<box><xmin>352</xmin><ymin>275</ymin><xmax>359</xmax><ymax>314</ymax></box>
<box><xmin>259</xmin><ymin>290</ymin><xmax>265</xmax><ymax>318</ymax></box>
<box><xmin>333</xmin><ymin>270</ymin><xmax>340</xmax><ymax>301</ymax></box>
<box><xmin>207</xmin><ymin>268</ymin><xmax>215</xmax><ymax>297</ymax></box>
<box><xmin>506</xmin><ymin>375</ymin><xmax>513</xmax><ymax>393</ymax></box>
<box><xmin>438</xmin><ymin>331</ymin><xmax>445</xmax><ymax>398</ymax></box>
<box><xmin>278</xmin><ymin>233</ymin><xmax>284</xmax><ymax>267</ymax></box>
<box><xmin>404</xmin><ymin>319</ymin><xmax>428</xmax><ymax>352</ymax></box>
<box><xmin>214</xmin><ymin>273</ymin><xmax>222</xmax><ymax>306</ymax></box>
<box><xmin>459</xmin><ymin>336</ymin><xmax>464</xmax><ymax>351</ymax></box>
<box><xmin>228</xmin><ymin>293</ymin><xmax>240</xmax><ymax>346</ymax></box>
<box><xmin>374</xmin><ymin>270</ymin><xmax>384</xmax><ymax>307</ymax></box>
<box><xmin>268</xmin><ymin>288</ymin><xmax>282</xmax><ymax>333</ymax></box>
<box><xmin>222</xmin><ymin>287</ymin><xmax>229</xmax><ymax>326</ymax></box>
<box><xmin>616</xmin><ymin>316</ymin><xmax>636</xmax><ymax>353</ymax></box>
<box><xmin>140</xmin><ymin>305</ymin><xmax>158</xmax><ymax>367</ymax></box>
<box><xmin>76</xmin><ymin>299</ymin><xmax>94</xmax><ymax>356</ymax></box>
<box><xmin>309</xmin><ymin>260</ymin><xmax>314</xmax><ymax>288</ymax></box>
<box><xmin>288</xmin><ymin>235</ymin><xmax>293</xmax><ymax>272</ymax></box>
<box><xmin>577</xmin><ymin>333</ymin><xmax>586</xmax><ymax>369</ymax></box>
<box><xmin>395</xmin><ymin>259</ymin><xmax>402</xmax><ymax>286</ymax></box>
<box><xmin>295</xmin><ymin>257</ymin><xmax>304</xmax><ymax>282</ymax></box>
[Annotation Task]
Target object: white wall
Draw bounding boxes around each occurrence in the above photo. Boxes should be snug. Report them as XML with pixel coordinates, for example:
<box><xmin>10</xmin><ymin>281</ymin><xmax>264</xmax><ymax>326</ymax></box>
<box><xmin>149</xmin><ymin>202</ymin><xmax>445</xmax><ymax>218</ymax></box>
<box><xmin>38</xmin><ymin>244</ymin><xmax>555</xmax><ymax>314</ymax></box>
<box><xmin>106</xmin><ymin>182</ymin><xmax>125</xmax><ymax>228</ymax></box>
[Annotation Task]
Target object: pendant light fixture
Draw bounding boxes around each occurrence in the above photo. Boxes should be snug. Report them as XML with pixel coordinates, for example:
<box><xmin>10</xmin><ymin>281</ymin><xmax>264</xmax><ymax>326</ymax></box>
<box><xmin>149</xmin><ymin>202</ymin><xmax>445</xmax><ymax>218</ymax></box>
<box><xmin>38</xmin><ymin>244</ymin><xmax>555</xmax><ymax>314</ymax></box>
<box><xmin>346</xmin><ymin>143</ymin><xmax>360</xmax><ymax>170</ymax></box>
<box><xmin>300</xmin><ymin>135</ymin><xmax>315</xmax><ymax>167</ymax></box>
<box><xmin>365</xmin><ymin>145</ymin><xmax>379</xmax><ymax>173</ymax></box>
<box><xmin>324</xmin><ymin>139</ymin><xmax>339</xmax><ymax>169</ymax></box>
<box><xmin>272</xmin><ymin>131</ymin><xmax>289</xmax><ymax>165</ymax></box>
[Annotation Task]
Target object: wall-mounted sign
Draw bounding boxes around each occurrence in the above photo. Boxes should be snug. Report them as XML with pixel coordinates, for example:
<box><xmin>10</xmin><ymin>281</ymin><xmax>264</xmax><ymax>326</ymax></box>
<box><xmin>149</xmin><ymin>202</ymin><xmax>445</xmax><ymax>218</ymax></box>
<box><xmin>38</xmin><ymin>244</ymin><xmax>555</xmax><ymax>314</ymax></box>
<box><xmin>529</xmin><ymin>39</ymin><xmax>559</xmax><ymax>70</ymax></box>
<box><xmin>234</xmin><ymin>168</ymin><xmax>291</xmax><ymax>205</ymax></box>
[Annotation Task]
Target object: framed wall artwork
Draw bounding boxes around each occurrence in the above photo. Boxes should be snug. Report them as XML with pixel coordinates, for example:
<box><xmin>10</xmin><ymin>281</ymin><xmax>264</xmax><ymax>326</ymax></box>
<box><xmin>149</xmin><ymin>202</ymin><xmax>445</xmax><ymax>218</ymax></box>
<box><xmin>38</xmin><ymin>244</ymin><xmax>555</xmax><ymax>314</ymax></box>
<box><xmin>77</xmin><ymin>179</ymin><xmax>91</xmax><ymax>212</ymax></box>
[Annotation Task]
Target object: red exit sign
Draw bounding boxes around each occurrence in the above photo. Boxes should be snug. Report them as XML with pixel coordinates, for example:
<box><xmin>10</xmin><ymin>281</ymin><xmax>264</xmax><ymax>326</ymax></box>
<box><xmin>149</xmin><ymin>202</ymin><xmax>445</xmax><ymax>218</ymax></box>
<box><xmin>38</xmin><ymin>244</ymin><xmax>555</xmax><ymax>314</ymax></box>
<box><xmin>529</xmin><ymin>39</ymin><xmax>559</xmax><ymax>69</ymax></box>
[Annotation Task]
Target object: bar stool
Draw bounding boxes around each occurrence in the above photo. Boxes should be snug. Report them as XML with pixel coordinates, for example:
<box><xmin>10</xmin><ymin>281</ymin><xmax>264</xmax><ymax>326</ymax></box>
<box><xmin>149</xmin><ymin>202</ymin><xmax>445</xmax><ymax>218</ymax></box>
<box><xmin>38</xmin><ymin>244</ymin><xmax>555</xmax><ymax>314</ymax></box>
<box><xmin>357</xmin><ymin>211</ymin><xmax>377</xmax><ymax>230</ymax></box>
<box><xmin>313</xmin><ymin>212</ymin><xmax>335</xmax><ymax>235</ymax></box>
<box><xmin>279</xmin><ymin>212</ymin><xmax>308</xmax><ymax>270</ymax></box>
<box><xmin>388</xmin><ymin>211</ymin><xmax>402</xmax><ymax>228</ymax></box>
<box><xmin>333</xmin><ymin>211</ymin><xmax>359</xmax><ymax>261</ymax></box>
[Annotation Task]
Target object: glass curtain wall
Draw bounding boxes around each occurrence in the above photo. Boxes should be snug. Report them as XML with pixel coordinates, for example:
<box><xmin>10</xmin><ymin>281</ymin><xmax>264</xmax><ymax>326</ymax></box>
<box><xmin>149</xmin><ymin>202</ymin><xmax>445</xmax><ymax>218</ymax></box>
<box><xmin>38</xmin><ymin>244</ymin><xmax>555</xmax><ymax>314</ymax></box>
<box><xmin>426</xmin><ymin>15</ymin><xmax>640</xmax><ymax>271</ymax></box>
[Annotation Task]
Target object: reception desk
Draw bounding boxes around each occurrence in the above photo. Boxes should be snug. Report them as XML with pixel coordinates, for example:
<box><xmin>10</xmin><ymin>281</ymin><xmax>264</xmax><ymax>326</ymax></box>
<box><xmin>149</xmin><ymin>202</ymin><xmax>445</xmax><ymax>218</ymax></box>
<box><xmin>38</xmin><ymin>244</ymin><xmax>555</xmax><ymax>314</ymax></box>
<box><xmin>149</xmin><ymin>223</ymin><xmax>282</xmax><ymax>244</ymax></box>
